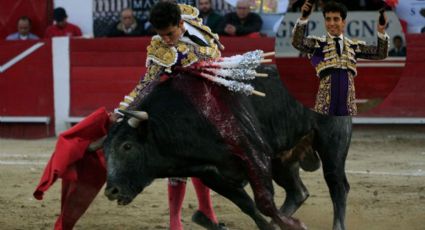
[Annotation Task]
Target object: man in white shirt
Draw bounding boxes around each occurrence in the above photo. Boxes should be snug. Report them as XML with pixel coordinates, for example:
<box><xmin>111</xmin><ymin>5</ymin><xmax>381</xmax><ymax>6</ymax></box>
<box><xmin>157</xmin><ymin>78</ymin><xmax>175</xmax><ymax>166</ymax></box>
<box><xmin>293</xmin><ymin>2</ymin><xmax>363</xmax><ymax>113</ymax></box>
<box><xmin>6</xmin><ymin>16</ymin><xmax>39</xmax><ymax>41</ymax></box>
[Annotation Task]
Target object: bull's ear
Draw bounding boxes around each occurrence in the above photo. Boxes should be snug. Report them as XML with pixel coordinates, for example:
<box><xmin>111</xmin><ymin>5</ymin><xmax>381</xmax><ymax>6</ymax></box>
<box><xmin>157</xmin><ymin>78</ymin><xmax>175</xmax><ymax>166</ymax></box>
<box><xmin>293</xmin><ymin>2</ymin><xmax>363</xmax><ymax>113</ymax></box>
<box><xmin>137</xmin><ymin>119</ymin><xmax>149</xmax><ymax>140</ymax></box>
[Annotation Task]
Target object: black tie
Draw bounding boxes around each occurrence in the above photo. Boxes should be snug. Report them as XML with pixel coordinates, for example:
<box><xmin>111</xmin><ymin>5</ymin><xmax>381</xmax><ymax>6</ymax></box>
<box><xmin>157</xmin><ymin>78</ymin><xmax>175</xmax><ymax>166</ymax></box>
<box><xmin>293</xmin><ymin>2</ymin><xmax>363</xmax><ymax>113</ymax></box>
<box><xmin>334</xmin><ymin>37</ymin><xmax>341</xmax><ymax>56</ymax></box>
<box><xmin>184</xmin><ymin>31</ymin><xmax>208</xmax><ymax>47</ymax></box>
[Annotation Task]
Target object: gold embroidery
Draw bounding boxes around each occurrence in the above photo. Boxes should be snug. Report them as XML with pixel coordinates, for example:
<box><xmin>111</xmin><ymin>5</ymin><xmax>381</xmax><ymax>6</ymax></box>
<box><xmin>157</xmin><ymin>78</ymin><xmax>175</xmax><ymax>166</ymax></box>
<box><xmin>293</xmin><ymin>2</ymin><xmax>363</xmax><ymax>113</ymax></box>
<box><xmin>315</xmin><ymin>39</ymin><xmax>361</xmax><ymax>77</ymax></box>
<box><xmin>316</xmin><ymin>58</ymin><xmax>338</xmax><ymax>74</ymax></box>
<box><xmin>147</xmin><ymin>64</ymin><xmax>162</xmax><ymax>78</ymax></box>
<box><xmin>347</xmin><ymin>74</ymin><xmax>357</xmax><ymax>115</ymax></box>
<box><xmin>176</xmin><ymin>43</ymin><xmax>189</xmax><ymax>54</ymax></box>
<box><xmin>313</xmin><ymin>74</ymin><xmax>357</xmax><ymax>115</ymax></box>
<box><xmin>307</xmin><ymin>35</ymin><xmax>326</xmax><ymax>42</ymax></box>
<box><xmin>314</xmin><ymin>75</ymin><xmax>331</xmax><ymax>114</ymax></box>
<box><xmin>147</xmin><ymin>36</ymin><xmax>178</xmax><ymax>67</ymax></box>
<box><xmin>179</xmin><ymin>4</ymin><xmax>199</xmax><ymax>18</ymax></box>
<box><xmin>146</xmin><ymin>35</ymin><xmax>220</xmax><ymax>68</ymax></box>
<box><xmin>292</xmin><ymin>23</ymin><xmax>317</xmax><ymax>53</ymax></box>
<box><xmin>181</xmin><ymin>51</ymin><xmax>199</xmax><ymax>67</ymax></box>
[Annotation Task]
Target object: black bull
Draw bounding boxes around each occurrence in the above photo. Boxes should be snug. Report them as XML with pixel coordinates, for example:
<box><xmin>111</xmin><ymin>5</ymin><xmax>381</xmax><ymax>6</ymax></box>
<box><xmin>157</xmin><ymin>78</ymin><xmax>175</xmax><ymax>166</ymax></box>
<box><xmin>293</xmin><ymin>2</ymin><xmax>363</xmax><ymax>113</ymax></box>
<box><xmin>104</xmin><ymin>65</ymin><xmax>352</xmax><ymax>230</ymax></box>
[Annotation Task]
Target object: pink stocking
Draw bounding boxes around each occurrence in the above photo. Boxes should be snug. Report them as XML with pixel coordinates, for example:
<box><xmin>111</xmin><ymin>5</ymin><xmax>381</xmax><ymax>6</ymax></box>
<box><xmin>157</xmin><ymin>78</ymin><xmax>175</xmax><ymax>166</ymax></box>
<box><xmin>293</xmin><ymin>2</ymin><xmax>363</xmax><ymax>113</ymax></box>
<box><xmin>168</xmin><ymin>179</ymin><xmax>187</xmax><ymax>230</ymax></box>
<box><xmin>192</xmin><ymin>177</ymin><xmax>218</xmax><ymax>223</ymax></box>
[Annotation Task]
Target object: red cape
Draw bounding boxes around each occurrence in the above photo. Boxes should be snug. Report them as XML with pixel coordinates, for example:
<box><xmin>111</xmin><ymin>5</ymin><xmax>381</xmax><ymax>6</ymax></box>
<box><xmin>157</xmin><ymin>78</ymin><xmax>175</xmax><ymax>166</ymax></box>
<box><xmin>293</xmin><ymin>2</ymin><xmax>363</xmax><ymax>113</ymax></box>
<box><xmin>34</xmin><ymin>107</ymin><xmax>109</xmax><ymax>230</ymax></box>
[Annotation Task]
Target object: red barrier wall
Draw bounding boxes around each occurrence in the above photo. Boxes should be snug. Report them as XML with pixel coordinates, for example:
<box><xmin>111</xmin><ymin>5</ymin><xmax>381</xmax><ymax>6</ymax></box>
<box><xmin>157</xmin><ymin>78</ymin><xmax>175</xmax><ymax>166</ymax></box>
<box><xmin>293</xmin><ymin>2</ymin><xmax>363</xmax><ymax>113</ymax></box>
<box><xmin>1</xmin><ymin>35</ymin><xmax>424</xmax><ymax>139</ymax></box>
<box><xmin>0</xmin><ymin>0</ymin><xmax>53</xmax><ymax>39</ymax></box>
<box><xmin>364</xmin><ymin>34</ymin><xmax>425</xmax><ymax>116</ymax></box>
<box><xmin>68</xmin><ymin>37</ymin><xmax>275</xmax><ymax>116</ymax></box>
<box><xmin>69</xmin><ymin>38</ymin><xmax>147</xmax><ymax>116</ymax></box>
<box><xmin>0</xmin><ymin>40</ymin><xmax>54</xmax><ymax>138</ymax></box>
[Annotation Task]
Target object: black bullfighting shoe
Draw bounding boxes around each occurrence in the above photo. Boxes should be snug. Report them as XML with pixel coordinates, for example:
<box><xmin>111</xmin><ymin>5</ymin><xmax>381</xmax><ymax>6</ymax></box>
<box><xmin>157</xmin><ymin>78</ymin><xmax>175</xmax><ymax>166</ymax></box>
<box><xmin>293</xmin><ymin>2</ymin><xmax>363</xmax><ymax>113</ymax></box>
<box><xmin>192</xmin><ymin>210</ymin><xmax>228</xmax><ymax>230</ymax></box>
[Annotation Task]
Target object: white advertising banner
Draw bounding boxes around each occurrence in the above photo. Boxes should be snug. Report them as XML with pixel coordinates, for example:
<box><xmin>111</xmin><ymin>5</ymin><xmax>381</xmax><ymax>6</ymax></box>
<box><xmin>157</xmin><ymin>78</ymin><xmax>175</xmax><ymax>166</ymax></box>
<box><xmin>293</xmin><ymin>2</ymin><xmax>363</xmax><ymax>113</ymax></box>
<box><xmin>275</xmin><ymin>11</ymin><xmax>404</xmax><ymax>57</ymax></box>
<box><xmin>225</xmin><ymin>0</ymin><xmax>289</xmax><ymax>13</ymax></box>
<box><xmin>389</xmin><ymin>0</ymin><xmax>425</xmax><ymax>33</ymax></box>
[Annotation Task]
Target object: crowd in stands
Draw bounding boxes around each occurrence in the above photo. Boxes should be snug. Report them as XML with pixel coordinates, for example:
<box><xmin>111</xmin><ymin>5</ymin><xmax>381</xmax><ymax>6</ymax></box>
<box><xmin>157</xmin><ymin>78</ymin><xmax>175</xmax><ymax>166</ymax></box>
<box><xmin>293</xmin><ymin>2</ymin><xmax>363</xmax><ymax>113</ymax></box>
<box><xmin>5</xmin><ymin>7</ymin><xmax>82</xmax><ymax>41</ymax></box>
<box><xmin>4</xmin><ymin>0</ymin><xmax>264</xmax><ymax>40</ymax></box>
<box><xmin>1</xmin><ymin>0</ymin><xmax>413</xmax><ymax>55</ymax></box>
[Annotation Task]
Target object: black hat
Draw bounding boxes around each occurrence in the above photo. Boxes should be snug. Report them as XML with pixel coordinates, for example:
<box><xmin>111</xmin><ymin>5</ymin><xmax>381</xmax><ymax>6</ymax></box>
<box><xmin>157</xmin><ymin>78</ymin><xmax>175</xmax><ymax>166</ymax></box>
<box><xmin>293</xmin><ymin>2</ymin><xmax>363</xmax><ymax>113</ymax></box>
<box><xmin>53</xmin><ymin>7</ymin><xmax>67</xmax><ymax>22</ymax></box>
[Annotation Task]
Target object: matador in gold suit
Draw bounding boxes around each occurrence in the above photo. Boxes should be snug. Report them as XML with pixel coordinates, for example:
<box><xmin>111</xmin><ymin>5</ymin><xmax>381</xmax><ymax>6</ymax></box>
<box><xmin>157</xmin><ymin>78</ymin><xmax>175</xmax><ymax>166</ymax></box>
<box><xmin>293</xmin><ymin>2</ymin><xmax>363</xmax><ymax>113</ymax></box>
<box><xmin>292</xmin><ymin>1</ymin><xmax>389</xmax><ymax>116</ymax></box>
<box><xmin>117</xmin><ymin>5</ymin><xmax>222</xmax><ymax>112</ymax></box>
<box><xmin>115</xmin><ymin>3</ymin><xmax>228</xmax><ymax>230</ymax></box>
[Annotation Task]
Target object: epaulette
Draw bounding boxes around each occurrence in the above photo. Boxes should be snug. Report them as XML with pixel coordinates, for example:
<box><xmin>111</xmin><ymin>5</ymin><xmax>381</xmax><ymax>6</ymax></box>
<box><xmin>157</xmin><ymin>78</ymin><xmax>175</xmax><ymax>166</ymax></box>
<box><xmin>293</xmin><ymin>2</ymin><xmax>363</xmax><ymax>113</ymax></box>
<box><xmin>307</xmin><ymin>35</ymin><xmax>326</xmax><ymax>42</ymax></box>
<box><xmin>179</xmin><ymin>4</ymin><xmax>199</xmax><ymax>20</ymax></box>
<box><xmin>346</xmin><ymin>37</ymin><xmax>366</xmax><ymax>45</ymax></box>
<box><xmin>146</xmin><ymin>35</ymin><xmax>178</xmax><ymax>67</ymax></box>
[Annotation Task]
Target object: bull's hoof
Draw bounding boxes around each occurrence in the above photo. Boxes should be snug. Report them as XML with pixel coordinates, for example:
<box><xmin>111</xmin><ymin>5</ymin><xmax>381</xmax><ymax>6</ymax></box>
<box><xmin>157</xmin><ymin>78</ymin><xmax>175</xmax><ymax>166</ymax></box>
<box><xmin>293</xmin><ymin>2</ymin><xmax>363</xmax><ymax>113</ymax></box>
<box><xmin>292</xmin><ymin>218</ymin><xmax>307</xmax><ymax>230</ymax></box>
<box><xmin>274</xmin><ymin>215</ymin><xmax>307</xmax><ymax>230</ymax></box>
<box><xmin>285</xmin><ymin>217</ymin><xmax>307</xmax><ymax>230</ymax></box>
<box><xmin>192</xmin><ymin>210</ymin><xmax>228</xmax><ymax>230</ymax></box>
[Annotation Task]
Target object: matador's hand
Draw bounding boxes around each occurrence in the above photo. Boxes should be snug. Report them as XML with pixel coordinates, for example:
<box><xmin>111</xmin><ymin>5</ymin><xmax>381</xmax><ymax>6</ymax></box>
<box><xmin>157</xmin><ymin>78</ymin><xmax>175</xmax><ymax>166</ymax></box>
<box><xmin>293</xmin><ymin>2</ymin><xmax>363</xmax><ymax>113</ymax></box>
<box><xmin>377</xmin><ymin>10</ymin><xmax>388</xmax><ymax>33</ymax></box>
<box><xmin>301</xmin><ymin>0</ymin><xmax>315</xmax><ymax>20</ymax></box>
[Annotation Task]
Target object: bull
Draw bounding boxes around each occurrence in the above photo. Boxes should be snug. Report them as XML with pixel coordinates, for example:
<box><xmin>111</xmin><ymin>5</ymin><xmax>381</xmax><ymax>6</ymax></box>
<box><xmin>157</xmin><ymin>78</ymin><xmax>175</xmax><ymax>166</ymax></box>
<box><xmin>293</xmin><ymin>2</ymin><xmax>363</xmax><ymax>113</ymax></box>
<box><xmin>103</xmin><ymin>65</ymin><xmax>352</xmax><ymax>230</ymax></box>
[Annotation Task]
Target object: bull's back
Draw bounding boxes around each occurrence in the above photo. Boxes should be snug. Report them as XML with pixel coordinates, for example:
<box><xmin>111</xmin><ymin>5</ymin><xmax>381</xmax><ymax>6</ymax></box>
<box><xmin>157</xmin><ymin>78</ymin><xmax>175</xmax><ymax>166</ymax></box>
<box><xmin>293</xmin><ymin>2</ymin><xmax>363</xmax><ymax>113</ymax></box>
<box><xmin>142</xmin><ymin>66</ymin><xmax>314</xmax><ymax>157</ymax></box>
<box><xmin>249</xmin><ymin>65</ymin><xmax>315</xmax><ymax>152</ymax></box>
<box><xmin>140</xmin><ymin>76</ymin><xmax>239</xmax><ymax>164</ymax></box>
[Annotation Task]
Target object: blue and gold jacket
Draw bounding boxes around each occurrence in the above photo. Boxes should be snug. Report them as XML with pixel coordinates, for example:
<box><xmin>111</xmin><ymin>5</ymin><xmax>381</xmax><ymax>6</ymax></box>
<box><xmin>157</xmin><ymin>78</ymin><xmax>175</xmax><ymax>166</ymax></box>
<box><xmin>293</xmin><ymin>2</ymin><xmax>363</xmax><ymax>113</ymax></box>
<box><xmin>291</xmin><ymin>19</ymin><xmax>389</xmax><ymax>115</ymax></box>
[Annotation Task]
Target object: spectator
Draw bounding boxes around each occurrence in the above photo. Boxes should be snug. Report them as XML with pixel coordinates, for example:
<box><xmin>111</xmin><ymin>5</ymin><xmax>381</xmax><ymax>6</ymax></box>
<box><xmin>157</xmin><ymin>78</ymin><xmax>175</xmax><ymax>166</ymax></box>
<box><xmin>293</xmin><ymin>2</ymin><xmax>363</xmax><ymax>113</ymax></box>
<box><xmin>6</xmin><ymin>16</ymin><xmax>39</xmax><ymax>40</ymax></box>
<box><xmin>218</xmin><ymin>0</ymin><xmax>262</xmax><ymax>36</ymax></box>
<box><xmin>389</xmin><ymin>35</ymin><xmax>407</xmax><ymax>57</ymax></box>
<box><xmin>198</xmin><ymin>0</ymin><xmax>223</xmax><ymax>34</ymax></box>
<box><xmin>45</xmin><ymin>7</ymin><xmax>82</xmax><ymax>38</ymax></box>
<box><xmin>107</xmin><ymin>8</ymin><xmax>147</xmax><ymax>37</ymax></box>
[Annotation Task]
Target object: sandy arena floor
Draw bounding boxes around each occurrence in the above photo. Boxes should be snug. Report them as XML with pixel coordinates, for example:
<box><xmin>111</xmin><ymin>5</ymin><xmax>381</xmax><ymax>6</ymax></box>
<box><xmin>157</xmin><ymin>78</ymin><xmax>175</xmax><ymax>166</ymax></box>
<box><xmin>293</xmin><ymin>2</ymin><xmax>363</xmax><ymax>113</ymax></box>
<box><xmin>0</xmin><ymin>125</ymin><xmax>424</xmax><ymax>230</ymax></box>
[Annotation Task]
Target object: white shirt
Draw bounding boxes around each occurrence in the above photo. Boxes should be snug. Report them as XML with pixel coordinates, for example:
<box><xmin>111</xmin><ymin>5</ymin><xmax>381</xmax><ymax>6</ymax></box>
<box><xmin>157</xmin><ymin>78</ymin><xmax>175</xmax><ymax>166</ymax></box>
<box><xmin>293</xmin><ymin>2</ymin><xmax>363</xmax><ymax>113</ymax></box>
<box><xmin>329</xmin><ymin>33</ymin><xmax>344</xmax><ymax>54</ymax></box>
<box><xmin>183</xmin><ymin>22</ymin><xmax>208</xmax><ymax>44</ymax></box>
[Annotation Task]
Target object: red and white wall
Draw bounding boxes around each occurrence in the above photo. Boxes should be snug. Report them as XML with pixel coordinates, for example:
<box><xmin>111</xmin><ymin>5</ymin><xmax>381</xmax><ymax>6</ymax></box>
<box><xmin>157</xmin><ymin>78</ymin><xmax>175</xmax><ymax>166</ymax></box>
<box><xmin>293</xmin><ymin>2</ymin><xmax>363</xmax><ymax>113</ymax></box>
<box><xmin>1</xmin><ymin>36</ymin><xmax>425</xmax><ymax>139</ymax></box>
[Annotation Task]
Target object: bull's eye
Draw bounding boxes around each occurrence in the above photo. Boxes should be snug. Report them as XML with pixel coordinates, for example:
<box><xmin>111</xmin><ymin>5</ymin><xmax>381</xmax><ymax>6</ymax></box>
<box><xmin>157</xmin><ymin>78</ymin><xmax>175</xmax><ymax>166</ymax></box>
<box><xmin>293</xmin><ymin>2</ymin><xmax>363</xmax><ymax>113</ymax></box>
<box><xmin>123</xmin><ymin>143</ymin><xmax>132</xmax><ymax>151</ymax></box>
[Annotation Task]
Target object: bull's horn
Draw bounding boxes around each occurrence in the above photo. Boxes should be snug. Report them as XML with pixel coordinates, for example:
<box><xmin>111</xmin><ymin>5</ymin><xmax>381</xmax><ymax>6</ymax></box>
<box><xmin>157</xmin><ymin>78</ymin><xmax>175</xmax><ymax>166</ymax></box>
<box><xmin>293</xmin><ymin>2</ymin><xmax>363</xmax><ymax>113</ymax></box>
<box><xmin>118</xmin><ymin>110</ymin><xmax>149</xmax><ymax>120</ymax></box>
<box><xmin>128</xmin><ymin>117</ymin><xmax>141</xmax><ymax>128</ymax></box>
<box><xmin>118</xmin><ymin>110</ymin><xmax>149</xmax><ymax>128</ymax></box>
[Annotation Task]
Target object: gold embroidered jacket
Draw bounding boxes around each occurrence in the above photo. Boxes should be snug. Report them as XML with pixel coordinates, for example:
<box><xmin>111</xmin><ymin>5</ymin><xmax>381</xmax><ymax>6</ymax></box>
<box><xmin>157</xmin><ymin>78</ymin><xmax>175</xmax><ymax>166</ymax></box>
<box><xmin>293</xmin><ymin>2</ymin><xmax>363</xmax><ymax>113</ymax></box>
<box><xmin>291</xmin><ymin>20</ymin><xmax>389</xmax><ymax>115</ymax></box>
<box><xmin>118</xmin><ymin>4</ymin><xmax>223</xmax><ymax>111</ymax></box>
